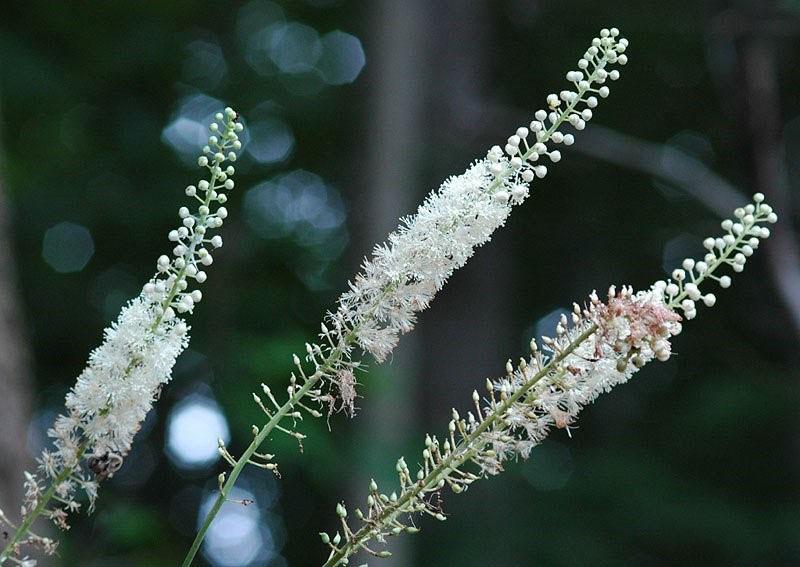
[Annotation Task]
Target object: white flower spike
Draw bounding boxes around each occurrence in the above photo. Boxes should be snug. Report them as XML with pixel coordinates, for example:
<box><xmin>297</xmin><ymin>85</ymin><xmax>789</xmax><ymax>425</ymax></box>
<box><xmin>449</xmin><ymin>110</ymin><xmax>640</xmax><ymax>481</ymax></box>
<box><xmin>0</xmin><ymin>108</ymin><xmax>244</xmax><ymax>565</ymax></box>
<box><xmin>320</xmin><ymin>194</ymin><xmax>776</xmax><ymax>566</ymax></box>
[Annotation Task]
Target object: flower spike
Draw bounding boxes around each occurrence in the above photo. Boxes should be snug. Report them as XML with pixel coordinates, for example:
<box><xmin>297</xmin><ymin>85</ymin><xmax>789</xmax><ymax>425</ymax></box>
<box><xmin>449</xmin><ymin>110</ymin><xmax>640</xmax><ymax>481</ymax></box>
<box><xmin>320</xmin><ymin>194</ymin><xmax>776</xmax><ymax>566</ymax></box>
<box><xmin>0</xmin><ymin>108</ymin><xmax>244</xmax><ymax>565</ymax></box>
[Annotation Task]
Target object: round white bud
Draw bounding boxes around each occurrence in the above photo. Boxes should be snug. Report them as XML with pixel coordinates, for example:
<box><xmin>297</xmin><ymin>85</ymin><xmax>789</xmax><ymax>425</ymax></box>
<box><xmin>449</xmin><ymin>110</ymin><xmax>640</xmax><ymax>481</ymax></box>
<box><xmin>493</xmin><ymin>191</ymin><xmax>509</xmax><ymax>203</ymax></box>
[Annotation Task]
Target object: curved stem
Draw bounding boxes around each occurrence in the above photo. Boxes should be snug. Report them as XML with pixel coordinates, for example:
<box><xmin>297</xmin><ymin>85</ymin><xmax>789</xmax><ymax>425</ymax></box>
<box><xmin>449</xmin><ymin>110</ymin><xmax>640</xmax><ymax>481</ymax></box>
<box><xmin>182</xmin><ymin>328</ymin><xmax>358</xmax><ymax>566</ymax></box>
<box><xmin>667</xmin><ymin>211</ymin><xmax>767</xmax><ymax>310</ymax></box>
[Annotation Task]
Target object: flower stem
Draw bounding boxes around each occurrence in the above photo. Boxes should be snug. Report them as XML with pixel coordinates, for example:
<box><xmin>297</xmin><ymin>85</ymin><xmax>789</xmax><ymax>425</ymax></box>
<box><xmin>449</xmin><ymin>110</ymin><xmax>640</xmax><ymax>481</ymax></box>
<box><xmin>181</xmin><ymin>376</ymin><xmax>319</xmax><ymax>566</ymax></box>
<box><xmin>181</xmin><ymin>331</ymin><xmax>356</xmax><ymax>566</ymax></box>
<box><xmin>0</xmin><ymin>444</ymin><xmax>86</xmax><ymax>565</ymax></box>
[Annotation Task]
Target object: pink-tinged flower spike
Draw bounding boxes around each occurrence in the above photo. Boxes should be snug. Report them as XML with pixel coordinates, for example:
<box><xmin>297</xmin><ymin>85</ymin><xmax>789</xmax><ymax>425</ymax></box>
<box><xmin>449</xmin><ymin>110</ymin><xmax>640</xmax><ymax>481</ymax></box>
<box><xmin>319</xmin><ymin>194</ymin><xmax>775</xmax><ymax>566</ymax></box>
<box><xmin>183</xmin><ymin>27</ymin><xmax>630</xmax><ymax>567</ymax></box>
<box><xmin>0</xmin><ymin>109</ymin><xmax>244</xmax><ymax>566</ymax></box>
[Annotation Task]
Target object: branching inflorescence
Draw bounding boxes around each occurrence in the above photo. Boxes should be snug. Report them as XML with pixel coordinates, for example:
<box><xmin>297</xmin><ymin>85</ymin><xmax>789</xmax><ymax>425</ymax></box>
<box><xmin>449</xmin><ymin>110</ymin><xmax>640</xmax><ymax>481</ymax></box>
<box><xmin>319</xmin><ymin>195</ymin><xmax>776</xmax><ymax>566</ymax></box>
<box><xmin>184</xmin><ymin>27</ymin><xmax>630</xmax><ymax>566</ymax></box>
<box><xmin>0</xmin><ymin>109</ymin><xmax>244</xmax><ymax>566</ymax></box>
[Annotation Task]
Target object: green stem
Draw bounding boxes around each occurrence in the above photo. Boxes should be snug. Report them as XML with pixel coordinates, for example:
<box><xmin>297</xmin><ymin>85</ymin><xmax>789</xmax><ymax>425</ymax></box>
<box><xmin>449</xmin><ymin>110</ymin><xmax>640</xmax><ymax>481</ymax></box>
<box><xmin>0</xmin><ymin>444</ymin><xmax>86</xmax><ymax>564</ymax></box>
<box><xmin>322</xmin><ymin>324</ymin><xmax>598</xmax><ymax>566</ymax></box>
<box><xmin>182</xmin><ymin>286</ymin><xmax>399</xmax><ymax>566</ymax></box>
<box><xmin>181</xmin><ymin>376</ymin><xmax>319</xmax><ymax>567</ymax></box>
<box><xmin>151</xmin><ymin>155</ymin><xmax>221</xmax><ymax>332</ymax></box>
<box><xmin>182</xmin><ymin>331</ymin><xmax>355</xmax><ymax>566</ymax></box>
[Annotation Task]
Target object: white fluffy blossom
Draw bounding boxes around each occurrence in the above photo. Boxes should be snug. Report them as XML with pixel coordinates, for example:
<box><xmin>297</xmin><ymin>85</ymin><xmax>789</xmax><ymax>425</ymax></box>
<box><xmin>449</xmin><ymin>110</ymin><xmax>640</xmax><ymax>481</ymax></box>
<box><xmin>1</xmin><ymin>109</ymin><xmax>243</xmax><ymax>565</ymax></box>
<box><xmin>304</xmin><ymin>29</ymin><xmax>630</xmax><ymax>414</ymax></box>
<box><xmin>63</xmin><ymin>296</ymin><xmax>188</xmax><ymax>456</ymax></box>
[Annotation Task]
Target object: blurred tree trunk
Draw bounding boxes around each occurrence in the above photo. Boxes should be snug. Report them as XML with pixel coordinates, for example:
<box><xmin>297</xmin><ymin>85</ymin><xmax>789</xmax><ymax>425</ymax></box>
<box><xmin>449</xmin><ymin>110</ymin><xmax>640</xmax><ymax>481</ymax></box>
<box><xmin>419</xmin><ymin>1</ymin><xmax>514</xmax><ymax>418</ymax></box>
<box><xmin>347</xmin><ymin>1</ymin><xmax>433</xmax><ymax>564</ymax></box>
<box><xmin>0</xmin><ymin>99</ymin><xmax>33</xmax><ymax>516</ymax></box>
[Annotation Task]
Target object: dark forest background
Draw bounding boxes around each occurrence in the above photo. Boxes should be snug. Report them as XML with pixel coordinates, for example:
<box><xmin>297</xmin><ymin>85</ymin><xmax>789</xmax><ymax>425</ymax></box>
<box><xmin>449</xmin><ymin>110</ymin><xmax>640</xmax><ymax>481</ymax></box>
<box><xmin>1</xmin><ymin>1</ymin><xmax>799</xmax><ymax>565</ymax></box>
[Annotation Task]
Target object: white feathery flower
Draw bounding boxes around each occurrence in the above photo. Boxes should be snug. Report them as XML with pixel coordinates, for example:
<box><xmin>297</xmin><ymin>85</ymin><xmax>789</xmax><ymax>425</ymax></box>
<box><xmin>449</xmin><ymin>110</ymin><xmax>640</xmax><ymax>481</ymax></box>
<box><xmin>8</xmin><ymin>109</ymin><xmax>243</xmax><ymax>551</ymax></box>
<box><xmin>308</xmin><ymin>28</ymin><xmax>630</xmax><ymax>413</ymax></box>
<box><xmin>322</xmin><ymin>193</ymin><xmax>776</xmax><ymax>565</ymax></box>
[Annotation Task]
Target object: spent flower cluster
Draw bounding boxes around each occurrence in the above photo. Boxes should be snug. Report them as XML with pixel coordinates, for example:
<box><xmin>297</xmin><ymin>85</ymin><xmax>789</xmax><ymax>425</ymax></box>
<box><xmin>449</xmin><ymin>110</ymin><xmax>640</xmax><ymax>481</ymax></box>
<box><xmin>0</xmin><ymin>108</ymin><xmax>244</xmax><ymax>565</ymax></box>
<box><xmin>320</xmin><ymin>195</ymin><xmax>777</xmax><ymax>565</ymax></box>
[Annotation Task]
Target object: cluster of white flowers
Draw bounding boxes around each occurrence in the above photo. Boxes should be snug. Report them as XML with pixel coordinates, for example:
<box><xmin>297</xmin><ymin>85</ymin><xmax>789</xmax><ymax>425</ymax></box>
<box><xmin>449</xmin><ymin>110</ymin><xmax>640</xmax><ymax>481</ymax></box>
<box><xmin>0</xmin><ymin>109</ymin><xmax>244</xmax><ymax>565</ymax></box>
<box><xmin>320</xmin><ymin>195</ymin><xmax>776</xmax><ymax>566</ymax></box>
<box><xmin>291</xmin><ymin>28</ymin><xmax>630</xmax><ymax>415</ymax></box>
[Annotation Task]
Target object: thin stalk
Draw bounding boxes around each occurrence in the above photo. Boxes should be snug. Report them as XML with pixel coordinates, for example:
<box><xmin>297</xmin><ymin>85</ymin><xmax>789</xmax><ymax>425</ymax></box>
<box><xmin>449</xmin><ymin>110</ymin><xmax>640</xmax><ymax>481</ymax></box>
<box><xmin>181</xmin><ymin>376</ymin><xmax>319</xmax><ymax>566</ymax></box>
<box><xmin>322</xmin><ymin>324</ymin><xmax>597</xmax><ymax>566</ymax></box>
<box><xmin>1</xmin><ymin>135</ymin><xmax>232</xmax><ymax>566</ymax></box>
<box><xmin>0</xmin><ymin>444</ymin><xmax>86</xmax><ymax>564</ymax></box>
<box><xmin>182</xmin><ymin>332</ymin><xmax>354</xmax><ymax>566</ymax></box>
<box><xmin>667</xmin><ymin>224</ymin><xmax>751</xmax><ymax>310</ymax></box>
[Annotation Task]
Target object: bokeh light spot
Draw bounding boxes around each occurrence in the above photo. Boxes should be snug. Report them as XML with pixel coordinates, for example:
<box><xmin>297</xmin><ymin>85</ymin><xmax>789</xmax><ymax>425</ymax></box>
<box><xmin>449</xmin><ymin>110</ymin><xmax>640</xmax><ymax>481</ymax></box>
<box><xmin>244</xmin><ymin>170</ymin><xmax>346</xmax><ymax>244</ymax></box>
<box><xmin>532</xmin><ymin>307</ymin><xmax>570</xmax><ymax>344</ymax></box>
<box><xmin>247</xmin><ymin>117</ymin><xmax>294</xmax><ymax>164</ymax></box>
<box><xmin>165</xmin><ymin>395</ymin><xmax>230</xmax><ymax>470</ymax></box>
<box><xmin>318</xmin><ymin>31</ymin><xmax>366</xmax><ymax>85</ymax></box>
<box><xmin>42</xmin><ymin>222</ymin><xmax>94</xmax><ymax>273</ymax></box>
<box><xmin>183</xmin><ymin>39</ymin><xmax>228</xmax><ymax>89</ymax></box>
<box><xmin>162</xmin><ymin>94</ymin><xmax>248</xmax><ymax>165</ymax></box>
<box><xmin>269</xmin><ymin>22</ymin><xmax>322</xmax><ymax>74</ymax></box>
<box><xmin>201</xmin><ymin>487</ymin><xmax>279</xmax><ymax>566</ymax></box>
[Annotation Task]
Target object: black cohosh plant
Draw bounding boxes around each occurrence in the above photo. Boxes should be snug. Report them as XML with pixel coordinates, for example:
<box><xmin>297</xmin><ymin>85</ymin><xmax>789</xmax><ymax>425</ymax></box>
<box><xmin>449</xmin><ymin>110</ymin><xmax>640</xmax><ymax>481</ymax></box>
<box><xmin>0</xmin><ymin>26</ymin><xmax>779</xmax><ymax>567</ymax></box>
